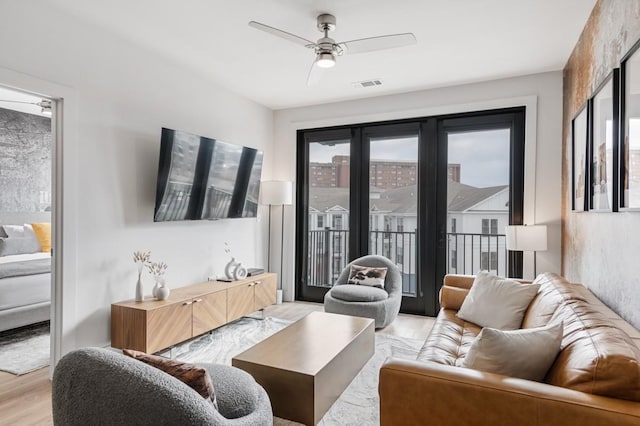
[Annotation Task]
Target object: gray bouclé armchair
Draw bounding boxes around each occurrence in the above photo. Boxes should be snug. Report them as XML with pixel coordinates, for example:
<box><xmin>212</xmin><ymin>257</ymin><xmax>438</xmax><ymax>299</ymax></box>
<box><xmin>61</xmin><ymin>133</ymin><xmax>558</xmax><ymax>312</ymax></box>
<box><xmin>324</xmin><ymin>255</ymin><xmax>402</xmax><ymax>328</ymax></box>
<box><xmin>52</xmin><ymin>347</ymin><xmax>273</xmax><ymax>425</ymax></box>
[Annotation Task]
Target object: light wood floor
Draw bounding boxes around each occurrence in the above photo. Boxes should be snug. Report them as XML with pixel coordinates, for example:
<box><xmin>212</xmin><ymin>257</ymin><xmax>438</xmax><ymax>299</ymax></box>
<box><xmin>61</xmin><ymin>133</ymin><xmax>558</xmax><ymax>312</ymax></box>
<box><xmin>0</xmin><ymin>302</ymin><xmax>435</xmax><ymax>426</ymax></box>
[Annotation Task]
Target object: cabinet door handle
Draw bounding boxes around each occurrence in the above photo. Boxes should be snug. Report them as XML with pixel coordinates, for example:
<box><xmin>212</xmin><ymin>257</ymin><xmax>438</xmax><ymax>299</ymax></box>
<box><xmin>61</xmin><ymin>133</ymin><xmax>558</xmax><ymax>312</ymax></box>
<box><xmin>248</xmin><ymin>283</ymin><xmax>255</xmax><ymax>287</ymax></box>
<box><xmin>194</xmin><ymin>298</ymin><xmax>203</xmax><ymax>303</ymax></box>
<box><xmin>254</xmin><ymin>281</ymin><xmax>261</xmax><ymax>285</ymax></box>
<box><xmin>183</xmin><ymin>301</ymin><xmax>194</xmax><ymax>306</ymax></box>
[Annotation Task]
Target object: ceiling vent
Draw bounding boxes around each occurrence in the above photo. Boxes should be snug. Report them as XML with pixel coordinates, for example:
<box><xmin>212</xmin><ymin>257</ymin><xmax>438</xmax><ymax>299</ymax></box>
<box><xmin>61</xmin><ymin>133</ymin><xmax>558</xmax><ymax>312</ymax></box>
<box><xmin>352</xmin><ymin>79</ymin><xmax>383</xmax><ymax>88</ymax></box>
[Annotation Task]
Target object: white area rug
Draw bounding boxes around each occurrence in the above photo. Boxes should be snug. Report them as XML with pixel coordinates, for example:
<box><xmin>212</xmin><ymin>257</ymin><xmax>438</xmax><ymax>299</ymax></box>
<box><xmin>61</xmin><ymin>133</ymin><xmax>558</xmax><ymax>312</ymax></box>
<box><xmin>0</xmin><ymin>321</ymin><xmax>50</xmax><ymax>375</ymax></box>
<box><xmin>170</xmin><ymin>316</ymin><xmax>423</xmax><ymax>425</ymax></box>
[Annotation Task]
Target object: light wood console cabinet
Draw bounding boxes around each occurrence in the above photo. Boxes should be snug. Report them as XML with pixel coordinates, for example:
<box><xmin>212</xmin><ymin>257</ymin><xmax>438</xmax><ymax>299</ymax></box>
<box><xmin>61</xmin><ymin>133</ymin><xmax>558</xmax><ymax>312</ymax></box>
<box><xmin>111</xmin><ymin>273</ymin><xmax>276</xmax><ymax>353</ymax></box>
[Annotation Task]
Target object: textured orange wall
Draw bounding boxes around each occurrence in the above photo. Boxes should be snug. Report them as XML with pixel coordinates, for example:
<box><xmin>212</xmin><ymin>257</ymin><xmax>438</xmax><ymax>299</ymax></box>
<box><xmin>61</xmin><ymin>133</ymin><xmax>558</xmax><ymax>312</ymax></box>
<box><xmin>562</xmin><ymin>0</ymin><xmax>640</xmax><ymax>327</ymax></box>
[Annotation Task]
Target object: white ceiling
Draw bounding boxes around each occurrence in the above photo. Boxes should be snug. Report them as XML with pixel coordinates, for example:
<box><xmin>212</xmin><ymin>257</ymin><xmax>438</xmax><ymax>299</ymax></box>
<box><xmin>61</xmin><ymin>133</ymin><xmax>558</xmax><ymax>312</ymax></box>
<box><xmin>46</xmin><ymin>0</ymin><xmax>596</xmax><ymax>110</ymax></box>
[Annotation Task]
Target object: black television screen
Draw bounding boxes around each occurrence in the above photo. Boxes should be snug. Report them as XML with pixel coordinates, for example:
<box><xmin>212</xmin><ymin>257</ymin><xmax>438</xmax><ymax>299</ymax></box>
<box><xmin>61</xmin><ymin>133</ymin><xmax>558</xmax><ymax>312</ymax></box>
<box><xmin>154</xmin><ymin>128</ymin><xmax>263</xmax><ymax>221</ymax></box>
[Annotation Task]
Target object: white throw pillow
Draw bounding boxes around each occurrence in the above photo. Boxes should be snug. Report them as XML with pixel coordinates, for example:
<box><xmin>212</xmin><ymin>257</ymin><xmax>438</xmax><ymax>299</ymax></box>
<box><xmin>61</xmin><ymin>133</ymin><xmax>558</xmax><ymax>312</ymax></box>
<box><xmin>457</xmin><ymin>322</ymin><xmax>563</xmax><ymax>381</ymax></box>
<box><xmin>2</xmin><ymin>225</ymin><xmax>25</xmax><ymax>238</ymax></box>
<box><xmin>456</xmin><ymin>271</ymin><xmax>540</xmax><ymax>329</ymax></box>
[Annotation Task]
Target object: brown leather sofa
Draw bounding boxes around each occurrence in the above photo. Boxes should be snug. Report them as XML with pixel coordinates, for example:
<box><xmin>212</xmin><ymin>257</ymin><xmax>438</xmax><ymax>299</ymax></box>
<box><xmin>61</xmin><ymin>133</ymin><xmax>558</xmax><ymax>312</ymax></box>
<box><xmin>379</xmin><ymin>273</ymin><xmax>640</xmax><ymax>425</ymax></box>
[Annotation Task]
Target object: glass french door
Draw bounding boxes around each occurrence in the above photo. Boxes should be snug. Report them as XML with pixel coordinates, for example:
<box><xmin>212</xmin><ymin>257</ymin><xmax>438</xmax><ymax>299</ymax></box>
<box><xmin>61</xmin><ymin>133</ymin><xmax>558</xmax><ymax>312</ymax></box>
<box><xmin>436</xmin><ymin>111</ymin><xmax>525</xmax><ymax>284</ymax></box>
<box><xmin>296</xmin><ymin>108</ymin><xmax>525</xmax><ymax>316</ymax></box>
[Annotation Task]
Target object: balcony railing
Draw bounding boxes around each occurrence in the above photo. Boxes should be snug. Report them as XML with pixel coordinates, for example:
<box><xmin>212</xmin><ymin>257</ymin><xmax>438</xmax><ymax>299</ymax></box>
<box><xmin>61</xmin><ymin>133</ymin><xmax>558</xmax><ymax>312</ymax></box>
<box><xmin>306</xmin><ymin>229</ymin><xmax>507</xmax><ymax>297</ymax></box>
<box><xmin>446</xmin><ymin>232</ymin><xmax>508</xmax><ymax>278</ymax></box>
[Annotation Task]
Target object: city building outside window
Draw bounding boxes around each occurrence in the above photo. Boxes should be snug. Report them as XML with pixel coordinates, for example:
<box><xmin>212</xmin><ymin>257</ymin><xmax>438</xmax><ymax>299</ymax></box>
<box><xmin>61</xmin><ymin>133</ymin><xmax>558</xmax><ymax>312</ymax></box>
<box><xmin>481</xmin><ymin>218</ymin><xmax>498</xmax><ymax>234</ymax></box>
<box><xmin>481</xmin><ymin>251</ymin><xmax>498</xmax><ymax>270</ymax></box>
<box><xmin>333</xmin><ymin>214</ymin><xmax>342</xmax><ymax>230</ymax></box>
<box><xmin>317</xmin><ymin>215</ymin><xmax>324</xmax><ymax>228</ymax></box>
<box><xmin>451</xmin><ymin>218</ymin><xmax>457</xmax><ymax>233</ymax></box>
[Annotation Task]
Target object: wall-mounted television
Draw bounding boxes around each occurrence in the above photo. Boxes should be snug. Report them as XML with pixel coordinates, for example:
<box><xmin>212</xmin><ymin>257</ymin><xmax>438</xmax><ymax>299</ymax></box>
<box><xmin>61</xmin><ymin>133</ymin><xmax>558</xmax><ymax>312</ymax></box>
<box><xmin>154</xmin><ymin>128</ymin><xmax>263</xmax><ymax>222</ymax></box>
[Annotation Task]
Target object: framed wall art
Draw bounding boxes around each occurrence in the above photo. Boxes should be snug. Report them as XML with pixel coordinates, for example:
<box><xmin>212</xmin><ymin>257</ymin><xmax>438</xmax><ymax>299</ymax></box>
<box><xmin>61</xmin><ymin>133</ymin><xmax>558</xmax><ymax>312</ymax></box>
<box><xmin>572</xmin><ymin>104</ymin><xmax>589</xmax><ymax>212</ymax></box>
<box><xmin>589</xmin><ymin>69</ymin><xmax>619</xmax><ymax>212</ymax></box>
<box><xmin>620</xmin><ymin>39</ymin><xmax>640</xmax><ymax>210</ymax></box>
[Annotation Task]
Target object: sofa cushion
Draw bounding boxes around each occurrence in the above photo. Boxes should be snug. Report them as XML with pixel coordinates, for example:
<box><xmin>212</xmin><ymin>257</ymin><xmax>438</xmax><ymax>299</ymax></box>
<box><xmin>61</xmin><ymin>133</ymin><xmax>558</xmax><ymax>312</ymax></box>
<box><xmin>458</xmin><ymin>322</ymin><xmax>563</xmax><ymax>381</ymax></box>
<box><xmin>457</xmin><ymin>271</ymin><xmax>540</xmax><ymax>330</ymax></box>
<box><xmin>520</xmin><ymin>273</ymin><xmax>640</xmax><ymax>401</ymax></box>
<box><xmin>417</xmin><ymin>308</ymin><xmax>481</xmax><ymax>365</ymax></box>
<box><xmin>545</xmin><ymin>297</ymin><xmax>640</xmax><ymax>402</ymax></box>
<box><xmin>521</xmin><ymin>272</ymin><xmax>587</xmax><ymax>329</ymax></box>
<box><xmin>330</xmin><ymin>284</ymin><xmax>388</xmax><ymax>302</ymax></box>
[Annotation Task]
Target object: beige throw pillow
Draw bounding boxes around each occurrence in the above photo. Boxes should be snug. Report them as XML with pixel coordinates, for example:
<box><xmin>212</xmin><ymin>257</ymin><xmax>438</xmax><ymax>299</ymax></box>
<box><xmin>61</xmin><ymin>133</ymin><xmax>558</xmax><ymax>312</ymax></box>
<box><xmin>458</xmin><ymin>322</ymin><xmax>563</xmax><ymax>381</ymax></box>
<box><xmin>456</xmin><ymin>271</ymin><xmax>540</xmax><ymax>329</ymax></box>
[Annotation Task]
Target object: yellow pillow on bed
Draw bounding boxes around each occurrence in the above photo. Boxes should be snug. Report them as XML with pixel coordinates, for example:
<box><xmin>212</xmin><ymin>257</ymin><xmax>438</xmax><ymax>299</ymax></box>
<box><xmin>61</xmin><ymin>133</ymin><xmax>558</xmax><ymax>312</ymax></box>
<box><xmin>31</xmin><ymin>223</ymin><xmax>51</xmax><ymax>253</ymax></box>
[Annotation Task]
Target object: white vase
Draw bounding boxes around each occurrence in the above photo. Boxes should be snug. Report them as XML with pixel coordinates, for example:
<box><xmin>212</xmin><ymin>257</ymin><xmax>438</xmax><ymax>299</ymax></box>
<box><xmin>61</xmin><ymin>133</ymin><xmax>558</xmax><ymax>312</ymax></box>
<box><xmin>152</xmin><ymin>276</ymin><xmax>162</xmax><ymax>298</ymax></box>
<box><xmin>153</xmin><ymin>276</ymin><xmax>169</xmax><ymax>300</ymax></box>
<box><xmin>135</xmin><ymin>276</ymin><xmax>144</xmax><ymax>302</ymax></box>
<box><xmin>156</xmin><ymin>285</ymin><xmax>170</xmax><ymax>301</ymax></box>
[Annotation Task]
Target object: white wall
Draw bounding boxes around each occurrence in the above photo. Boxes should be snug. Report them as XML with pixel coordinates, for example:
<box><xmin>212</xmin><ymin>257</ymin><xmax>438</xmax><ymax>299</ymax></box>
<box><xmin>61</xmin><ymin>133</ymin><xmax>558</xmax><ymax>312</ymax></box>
<box><xmin>274</xmin><ymin>72</ymin><xmax>563</xmax><ymax>297</ymax></box>
<box><xmin>0</xmin><ymin>3</ymin><xmax>273</xmax><ymax>353</ymax></box>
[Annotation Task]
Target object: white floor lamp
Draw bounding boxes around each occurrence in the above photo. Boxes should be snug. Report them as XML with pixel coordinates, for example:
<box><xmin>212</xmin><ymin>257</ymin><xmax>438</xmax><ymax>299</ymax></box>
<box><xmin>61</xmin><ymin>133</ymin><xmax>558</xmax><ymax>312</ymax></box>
<box><xmin>260</xmin><ymin>181</ymin><xmax>293</xmax><ymax>304</ymax></box>
<box><xmin>505</xmin><ymin>224</ymin><xmax>548</xmax><ymax>280</ymax></box>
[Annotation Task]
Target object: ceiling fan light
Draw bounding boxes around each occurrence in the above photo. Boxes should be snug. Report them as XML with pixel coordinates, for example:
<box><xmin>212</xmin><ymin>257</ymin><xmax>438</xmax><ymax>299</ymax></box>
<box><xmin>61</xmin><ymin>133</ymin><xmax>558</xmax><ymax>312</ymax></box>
<box><xmin>316</xmin><ymin>52</ymin><xmax>336</xmax><ymax>68</ymax></box>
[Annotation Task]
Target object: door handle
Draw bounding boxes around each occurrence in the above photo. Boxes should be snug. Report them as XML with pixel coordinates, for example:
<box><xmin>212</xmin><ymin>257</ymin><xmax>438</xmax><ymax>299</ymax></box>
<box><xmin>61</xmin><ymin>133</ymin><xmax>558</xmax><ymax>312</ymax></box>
<box><xmin>194</xmin><ymin>298</ymin><xmax>203</xmax><ymax>303</ymax></box>
<box><xmin>254</xmin><ymin>281</ymin><xmax>261</xmax><ymax>285</ymax></box>
<box><xmin>183</xmin><ymin>301</ymin><xmax>193</xmax><ymax>306</ymax></box>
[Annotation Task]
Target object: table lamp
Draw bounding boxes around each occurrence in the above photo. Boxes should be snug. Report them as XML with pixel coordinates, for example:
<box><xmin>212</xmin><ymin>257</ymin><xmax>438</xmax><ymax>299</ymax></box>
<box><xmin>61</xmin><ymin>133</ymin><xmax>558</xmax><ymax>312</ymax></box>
<box><xmin>505</xmin><ymin>224</ymin><xmax>548</xmax><ymax>279</ymax></box>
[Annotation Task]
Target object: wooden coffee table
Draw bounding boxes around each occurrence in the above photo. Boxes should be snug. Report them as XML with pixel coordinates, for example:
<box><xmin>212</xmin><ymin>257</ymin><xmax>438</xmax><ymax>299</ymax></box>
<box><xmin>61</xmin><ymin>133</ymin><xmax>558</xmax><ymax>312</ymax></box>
<box><xmin>232</xmin><ymin>311</ymin><xmax>375</xmax><ymax>425</ymax></box>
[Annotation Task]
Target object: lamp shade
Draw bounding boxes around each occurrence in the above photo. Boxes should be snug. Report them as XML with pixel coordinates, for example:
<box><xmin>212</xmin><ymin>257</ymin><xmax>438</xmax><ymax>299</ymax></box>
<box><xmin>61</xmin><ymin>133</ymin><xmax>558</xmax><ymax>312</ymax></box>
<box><xmin>260</xmin><ymin>181</ymin><xmax>293</xmax><ymax>206</ymax></box>
<box><xmin>505</xmin><ymin>225</ymin><xmax>547</xmax><ymax>252</ymax></box>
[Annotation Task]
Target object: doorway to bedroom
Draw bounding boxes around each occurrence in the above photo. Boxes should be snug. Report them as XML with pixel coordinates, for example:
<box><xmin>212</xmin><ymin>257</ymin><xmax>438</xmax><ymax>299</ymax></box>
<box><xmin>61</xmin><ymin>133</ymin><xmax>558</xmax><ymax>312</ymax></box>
<box><xmin>0</xmin><ymin>86</ymin><xmax>54</xmax><ymax>376</ymax></box>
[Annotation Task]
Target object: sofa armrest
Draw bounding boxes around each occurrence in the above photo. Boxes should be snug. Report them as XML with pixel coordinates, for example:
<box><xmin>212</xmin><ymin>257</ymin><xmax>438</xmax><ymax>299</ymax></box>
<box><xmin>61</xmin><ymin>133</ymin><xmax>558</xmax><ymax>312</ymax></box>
<box><xmin>379</xmin><ymin>358</ymin><xmax>640</xmax><ymax>426</ymax></box>
<box><xmin>442</xmin><ymin>274</ymin><xmax>475</xmax><ymax>289</ymax></box>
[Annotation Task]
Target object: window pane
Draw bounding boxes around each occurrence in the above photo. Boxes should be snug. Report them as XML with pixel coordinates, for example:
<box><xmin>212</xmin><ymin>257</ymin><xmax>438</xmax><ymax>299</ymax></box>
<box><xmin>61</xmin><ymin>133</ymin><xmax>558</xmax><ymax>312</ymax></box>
<box><xmin>368</xmin><ymin>135</ymin><xmax>418</xmax><ymax>297</ymax></box>
<box><xmin>307</xmin><ymin>139</ymin><xmax>350</xmax><ymax>287</ymax></box>
<box><xmin>624</xmin><ymin>50</ymin><xmax>640</xmax><ymax>208</ymax></box>
<box><xmin>447</xmin><ymin>129</ymin><xmax>509</xmax><ymax>276</ymax></box>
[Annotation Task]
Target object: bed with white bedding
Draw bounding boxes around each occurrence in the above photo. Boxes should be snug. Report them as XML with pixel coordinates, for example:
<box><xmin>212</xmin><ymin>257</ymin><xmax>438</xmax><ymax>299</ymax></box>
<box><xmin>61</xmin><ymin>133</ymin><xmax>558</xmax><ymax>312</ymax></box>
<box><xmin>0</xmin><ymin>252</ymin><xmax>51</xmax><ymax>332</ymax></box>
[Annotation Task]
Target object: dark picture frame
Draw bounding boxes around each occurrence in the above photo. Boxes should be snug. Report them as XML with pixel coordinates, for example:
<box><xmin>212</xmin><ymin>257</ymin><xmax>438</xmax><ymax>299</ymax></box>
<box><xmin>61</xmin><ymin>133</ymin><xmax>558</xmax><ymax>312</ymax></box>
<box><xmin>589</xmin><ymin>69</ymin><xmax>619</xmax><ymax>212</ymax></box>
<box><xmin>571</xmin><ymin>104</ymin><xmax>589</xmax><ymax>212</ymax></box>
<box><xmin>620</xmin><ymin>39</ymin><xmax>640</xmax><ymax>210</ymax></box>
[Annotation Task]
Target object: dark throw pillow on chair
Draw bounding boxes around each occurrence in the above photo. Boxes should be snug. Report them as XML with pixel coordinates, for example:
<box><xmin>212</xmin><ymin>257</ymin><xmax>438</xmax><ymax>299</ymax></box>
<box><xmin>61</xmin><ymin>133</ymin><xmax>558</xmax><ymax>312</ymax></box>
<box><xmin>123</xmin><ymin>349</ymin><xmax>217</xmax><ymax>410</ymax></box>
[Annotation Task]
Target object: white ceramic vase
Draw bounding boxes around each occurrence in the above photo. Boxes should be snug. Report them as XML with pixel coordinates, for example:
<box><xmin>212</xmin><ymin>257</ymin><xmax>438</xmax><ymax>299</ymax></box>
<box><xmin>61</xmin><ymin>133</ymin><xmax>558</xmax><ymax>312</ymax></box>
<box><xmin>153</xmin><ymin>276</ymin><xmax>170</xmax><ymax>300</ymax></box>
<box><xmin>135</xmin><ymin>276</ymin><xmax>144</xmax><ymax>302</ymax></box>
<box><xmin>156</xmin><ymin>285</ymin><xmax>170</xmax><ymax>301</ymax></box>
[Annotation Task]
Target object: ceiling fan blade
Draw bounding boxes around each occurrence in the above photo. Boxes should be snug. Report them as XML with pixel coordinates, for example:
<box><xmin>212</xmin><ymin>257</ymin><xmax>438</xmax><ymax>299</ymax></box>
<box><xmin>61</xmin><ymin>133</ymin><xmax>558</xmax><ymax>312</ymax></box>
<box><xmin>248</xmin><ymin>21</ymin><xmax>316</xmax><ymax>48</ymax></box>
<box><xmin>306</xmin><ymin>61</ymin><xmax>326</xmax><ymax>86</ymax></box>
<box><xmin>339</xmin><ymin>33</ymin><xmax>416</xmax><ymax>55</ymax></box>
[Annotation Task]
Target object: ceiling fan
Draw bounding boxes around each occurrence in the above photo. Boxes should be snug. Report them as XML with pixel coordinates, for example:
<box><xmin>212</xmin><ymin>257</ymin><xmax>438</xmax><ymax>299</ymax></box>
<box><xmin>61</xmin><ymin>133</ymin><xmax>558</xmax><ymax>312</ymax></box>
<box><xmin>248</xmin><ymin>14</ymin><xmax>416</xmax><ymax>85</ymax></box>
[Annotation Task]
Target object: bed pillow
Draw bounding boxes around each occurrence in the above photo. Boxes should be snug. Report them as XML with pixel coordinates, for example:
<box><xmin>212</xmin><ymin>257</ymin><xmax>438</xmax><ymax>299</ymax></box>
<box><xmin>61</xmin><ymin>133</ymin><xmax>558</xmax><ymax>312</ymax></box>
<box><xmin>31</xmin><ymin>223</ymin><xmax>51</xmax><ymax>253</ymax></box>
<box><xmin>0</xmin><ymin>237</ymin><xmax>42</xmax><ymax>256</ymax></box>
<box><xmin>2</xmin><ymin>225</ymin><xmax>25</xmax><ymax>238</ymax></box>
<box><xmin>457</xmin><ymin>322</ymin><xmax>563</xmax><ymax>381</ymax></box>
<box><xmin>123</xmin><ymin>349</ymin><xmax>217</xmax><ymax>410</ymax></box>
<box><xmin>457</xmin><ymin>271</ymin><xmax>540</xmax><ymax>330</ymax></box>
<box><xmin>347</xmin><ymin>265</ymin><xmax>387</xmax><ymax>288</ymax></box>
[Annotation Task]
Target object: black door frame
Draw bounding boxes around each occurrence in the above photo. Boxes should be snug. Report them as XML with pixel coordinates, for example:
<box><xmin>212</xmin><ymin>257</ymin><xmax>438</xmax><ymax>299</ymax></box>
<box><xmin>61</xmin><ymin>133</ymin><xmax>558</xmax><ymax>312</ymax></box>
<box><xmin>295</xmin><ymin>107</ymin><xmax>526</xmax><ymax>316</ymax></box>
